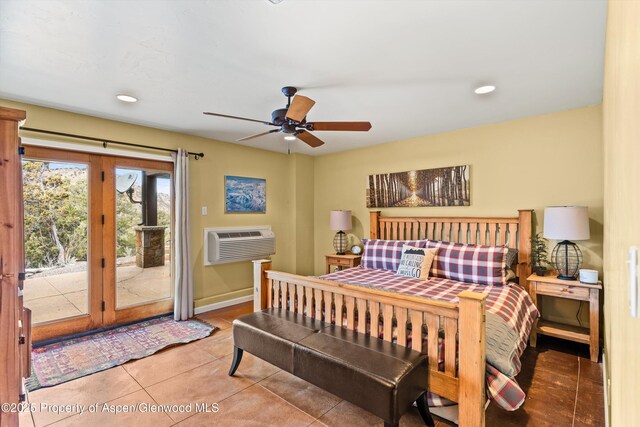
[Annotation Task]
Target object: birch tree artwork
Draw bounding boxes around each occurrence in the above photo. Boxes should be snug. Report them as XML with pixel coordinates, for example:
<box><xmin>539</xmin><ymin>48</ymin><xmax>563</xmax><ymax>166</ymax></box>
<box><xmin>367</xmin><ymin>165</ymin><xmax>470</xmax><ymax>208</ymax></box>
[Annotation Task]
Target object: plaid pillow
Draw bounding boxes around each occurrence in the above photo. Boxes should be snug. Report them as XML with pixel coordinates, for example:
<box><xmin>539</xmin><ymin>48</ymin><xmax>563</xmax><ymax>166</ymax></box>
<box><xmin>425</xmin><ymin>240</ymin><xmax>508</xmax><ymax>286</ymax></box>
<box><xmin>361</xmin><ymin>239</ymin><xmax>426</xmax><ymax>271</ymax></box>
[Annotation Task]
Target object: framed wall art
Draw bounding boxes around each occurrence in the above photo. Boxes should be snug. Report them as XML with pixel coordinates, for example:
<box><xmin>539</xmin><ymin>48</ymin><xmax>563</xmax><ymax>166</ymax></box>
<box><xmin>367</xmin><ymin>165</ymin><xmax>470</xmax><ymax>208</ymax></box>
<box><xmin>224</xmin><ymin>175</ymin><xmax>266</xmax><ymax>213</ymax></box>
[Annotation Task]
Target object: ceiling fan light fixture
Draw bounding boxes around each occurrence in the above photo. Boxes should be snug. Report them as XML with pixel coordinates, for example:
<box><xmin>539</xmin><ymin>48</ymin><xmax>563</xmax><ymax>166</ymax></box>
<box><xmin>474</xmin><ymin>85</ymin><xmax>496</xmax><ymax>95</ymax></box>
<box><xmin>284</xmin><ymin>135</ymin><xmax>296</xmax><ymax>141</ymax></box>
<box><xmin>116</xmin><ymin>94</ymin><xmax>138</xmax><ymax>103</ymax></box>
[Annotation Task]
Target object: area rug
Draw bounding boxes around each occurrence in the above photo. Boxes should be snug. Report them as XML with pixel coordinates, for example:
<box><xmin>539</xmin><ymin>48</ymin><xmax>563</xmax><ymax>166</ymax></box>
<box><xmin>26</xmin><ymin>316</ymin><xmax>216</xmax><ymax>391</ymax></box>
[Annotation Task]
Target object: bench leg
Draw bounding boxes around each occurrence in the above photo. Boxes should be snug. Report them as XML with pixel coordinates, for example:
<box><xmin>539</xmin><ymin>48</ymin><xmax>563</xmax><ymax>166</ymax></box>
<box><xmin>416</xmin><ymin>392</ymin><xmax>435</xmax><ymax>427</ymax></box>
<box><xmin>228</xmin><ymin>346</ymin><xmax>244</xmax><ymax>376</ymax></box>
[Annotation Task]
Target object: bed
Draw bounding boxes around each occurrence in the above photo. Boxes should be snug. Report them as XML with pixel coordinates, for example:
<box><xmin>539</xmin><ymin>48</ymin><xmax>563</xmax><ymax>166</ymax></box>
<box><xmin>252</xmin><ymin>210</ymin><xmax>538</xmax><ymax>426</ymax></box>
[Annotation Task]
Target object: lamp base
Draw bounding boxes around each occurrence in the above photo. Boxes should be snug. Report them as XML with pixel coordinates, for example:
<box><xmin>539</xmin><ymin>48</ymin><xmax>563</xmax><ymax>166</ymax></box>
<box><xmin>333</xmin><ymin>230</ymin><xmax>348</xmax><ymax>255</ymax></box>
<box><xmin>551</xmin><ymin>240</ymin><xmax>582</xmax><ymax>280</ymax></box>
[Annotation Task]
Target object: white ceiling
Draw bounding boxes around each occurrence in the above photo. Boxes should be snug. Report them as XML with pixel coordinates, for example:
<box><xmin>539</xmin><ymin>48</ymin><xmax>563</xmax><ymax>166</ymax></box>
<box><xmin>0</xmin><ymin>0</ymin><xmax>606</xmax><ymax>155</ymax></box>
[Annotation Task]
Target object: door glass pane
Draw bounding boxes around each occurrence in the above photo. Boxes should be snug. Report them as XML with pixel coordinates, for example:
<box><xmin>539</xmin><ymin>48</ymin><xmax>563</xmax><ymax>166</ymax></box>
<box><xmin>115</xmin><ymin>168</ymin><xmax>172</xmax><ymax>308</ymax></box>
<box><xmin>22</xmin><ymin>159</ymin><xmax>89</xmax><ymax>324</ymax></box>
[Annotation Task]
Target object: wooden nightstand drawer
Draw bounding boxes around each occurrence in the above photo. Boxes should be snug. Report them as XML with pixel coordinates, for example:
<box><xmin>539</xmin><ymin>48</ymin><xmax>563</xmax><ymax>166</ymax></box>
<box><xmin>535</xmin><ymin>282</ymin><xmax>589</xmax><ymax>300</ymax></box>
<box><xmin>331</xmin><ymin>257</ymin><xmax>352</xmax><ymax>267</ymax></box>
<box><xmin>325</xmin><ymin>253</ymin><xmax>362</xmax><ymax>274</ymax></box>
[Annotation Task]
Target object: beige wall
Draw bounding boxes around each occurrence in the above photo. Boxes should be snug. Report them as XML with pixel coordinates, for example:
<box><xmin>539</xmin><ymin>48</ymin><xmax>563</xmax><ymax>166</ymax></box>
<box><xmin>4</xmin><ymin>98</ymin><xmax>604</xmax><ymax>329</ymax></box>
<box><xmin>602</xmin><ymin>1</ymin><xmax>640</xmax><ymax>424</ymax></box>
<box><xmin>313</xmin><ymin>105</ymin><xmax>603</xmax><ymax>326</ymax></box>
<box><xmin>0</xmin><ymin>99</ymin><xmax>315</xmax><ymax>309</ymax></box>
<box><xmin>289</xmin><ymin>154</ymin><xmax>316</xmax><ymax>275</ymax></box>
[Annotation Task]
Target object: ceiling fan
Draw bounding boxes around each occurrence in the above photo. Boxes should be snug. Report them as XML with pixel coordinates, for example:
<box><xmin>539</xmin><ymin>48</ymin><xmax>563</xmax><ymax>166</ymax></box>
<box><xmin>203</xmin><ymin>86</ymin><xmax>372</xmax><ymax>148</ymax></box>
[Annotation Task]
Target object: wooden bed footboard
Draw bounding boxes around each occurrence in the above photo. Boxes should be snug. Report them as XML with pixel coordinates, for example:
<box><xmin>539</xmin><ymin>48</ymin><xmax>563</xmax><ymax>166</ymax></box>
<box><xmin>253</xmin><ymin>260</ymin><xmax>487</xmax><ymax>427</ymax></box>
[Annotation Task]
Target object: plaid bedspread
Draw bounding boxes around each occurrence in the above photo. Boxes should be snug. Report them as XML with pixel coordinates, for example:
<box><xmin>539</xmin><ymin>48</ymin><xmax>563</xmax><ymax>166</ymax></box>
<box><xmin>320</xmin><ymin>267</ymin><xmax>539</xmax><ymax>411</ymax></box>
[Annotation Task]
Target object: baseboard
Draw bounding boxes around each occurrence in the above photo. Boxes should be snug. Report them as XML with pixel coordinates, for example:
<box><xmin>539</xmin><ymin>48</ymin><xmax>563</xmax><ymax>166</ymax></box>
<box><xmin>194</xmin><ymin>295</ymin><xmax>254</xmax><ymax>315</ymax></box>
<box><xmin>603</xmin><ymin>351</ymin><xmax>610</xmax><ymax>427</ymax></box>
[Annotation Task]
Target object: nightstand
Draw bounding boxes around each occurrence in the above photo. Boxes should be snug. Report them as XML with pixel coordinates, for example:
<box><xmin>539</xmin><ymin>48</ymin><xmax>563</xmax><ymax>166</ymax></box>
<box><xmin>325</xmin><ymin>253</ymin><xmax>361</xmax><ymax>274</ymax></box>
<box><xmin>527</xmin><ymin>274</ymin><xmax>602</xmax><ymax>362</ymax></box>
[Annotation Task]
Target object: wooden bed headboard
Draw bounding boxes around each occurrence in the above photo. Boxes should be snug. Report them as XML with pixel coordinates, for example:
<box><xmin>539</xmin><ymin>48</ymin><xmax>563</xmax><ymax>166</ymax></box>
<box><xmin>369</xmin><ymin>210</ymin><xmax>533</xmax><ymax>289</ymax></box>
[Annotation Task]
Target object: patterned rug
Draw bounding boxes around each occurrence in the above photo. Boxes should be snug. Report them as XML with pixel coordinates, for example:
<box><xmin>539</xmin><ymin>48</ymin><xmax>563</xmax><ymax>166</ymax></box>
<box><xmin>27</xmin><ymin>316</ymin><xmax>216</xmax><ymax>391</ymax></box>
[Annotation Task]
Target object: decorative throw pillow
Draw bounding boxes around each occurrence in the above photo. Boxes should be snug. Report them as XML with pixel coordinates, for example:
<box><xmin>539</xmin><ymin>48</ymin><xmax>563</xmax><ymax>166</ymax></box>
<box><xmin>361</xmin><ymin>239</ymin><xmax>426</xmax><ymax>271</ymax></box>
<box><xmin>425</xmin><ymin>240</ymin><xmax>509</xmax><ymax>286</ymax></box>
<box><xmin>396</xmin><ymin>245</ymin><xmax>437</xmax><ymax>280</ymax></box>
<box><xmin>505</xmin><ymin>248</ymin><xmax>519</xmax><ymax>269</ymax></box>
<box><xmin>504</xmin><ymin>248</ymin><xmax>519</xmax><ymax>284</ymax></box>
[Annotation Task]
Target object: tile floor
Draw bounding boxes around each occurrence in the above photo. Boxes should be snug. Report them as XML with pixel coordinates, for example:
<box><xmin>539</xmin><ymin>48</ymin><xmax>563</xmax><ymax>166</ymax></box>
<box><xmin>23</xmin><ymin>264</ymin><xmax>171</xmax><ymax>324</ymax></box>
<box><xmin>21</xmin><ymin>302</ymin><xmax>605</xmax><ymax>427</ymax></box>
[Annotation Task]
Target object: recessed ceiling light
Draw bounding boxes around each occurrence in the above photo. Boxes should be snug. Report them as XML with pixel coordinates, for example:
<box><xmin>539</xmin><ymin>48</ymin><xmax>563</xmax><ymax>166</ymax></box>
<box><xmin>116</xmin><ymin>94</ymin><xmax>138</xmax><ymax>103</ymax></box>
<box><xmin>268</xmin><ymin>0</ymin><xmax>284</xmax><ymax>3</ymax></box>
<box><xmin>284</xmin><ymin>135</ymin><xmax>296</xmax><ymax>141</ymax></box>
<box><xmin>474</xmin><ymin>85</ymin><xmax>496</xmax><ymax>95</ymax></box>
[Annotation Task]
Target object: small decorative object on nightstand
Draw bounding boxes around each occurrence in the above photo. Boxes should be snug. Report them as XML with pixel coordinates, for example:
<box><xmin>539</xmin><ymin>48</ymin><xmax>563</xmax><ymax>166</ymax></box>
<box><xmin>544</xmin><ymin>206</ymin><xmax>591</xmax><ymax>280</ymax></box>
<box><xmin>326</xmin><ymin>253</ymin><xmax>361</xmax><ymax>274</ymax></box>
<box><xmin>528</xmin><ymin>273</ymin><xmax>601</xmax><ymax>362</ymax></box>
<box><xmin>330</xmin><ymin>210</ymin><xmax>352</xmax><ymax>255</ymax></box>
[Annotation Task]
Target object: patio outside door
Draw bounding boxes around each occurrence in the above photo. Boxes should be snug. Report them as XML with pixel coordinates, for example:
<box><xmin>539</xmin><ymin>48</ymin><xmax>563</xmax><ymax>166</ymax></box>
<box><xmin>22</xmin><ymin>146</ymin><xmax>174</xmax><ymax>342</ymax></box>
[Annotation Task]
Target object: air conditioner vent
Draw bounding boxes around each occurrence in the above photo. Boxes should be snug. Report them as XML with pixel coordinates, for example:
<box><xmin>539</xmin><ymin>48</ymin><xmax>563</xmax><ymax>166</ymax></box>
<box><xmin>216</xmin><ymin>231</ymin><xmax>263</xmax><ymax>239</ymax></box>
<box><xmin>204</xmin><ymin>226</ymin><xmax>275</xmax><ymax>265</ymax></box>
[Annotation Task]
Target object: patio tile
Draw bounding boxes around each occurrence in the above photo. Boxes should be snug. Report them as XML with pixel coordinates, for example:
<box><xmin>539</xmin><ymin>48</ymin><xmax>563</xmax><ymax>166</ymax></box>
<box><xmin>176</xmin><ymin>383</ymin><xmax>314</xmax><ymax>427</ymax></box>
<box><xmin>195</xmin><ymin>311</ymin><xmax>233</xmax><ymax>330</ymax></box>
<box><xmin>48</xmin><ymin>389</ymin><xmax>174</xmax><ymax>427</ymax></box>
<box><xmin>116</xmin><ymin>264</ymin><xmax>171</xmax><ymax>308</ymax></box>
<box><xmin>116</xmin><ymin>287</ymin><xmax>156</xmax><ymax>308</ymax></box>
<box><xmin>146</xmin><ymin>359</ymin><xmax>256</xmax><ymax>423</ymax></box>
<box><xmin>194</xmin><ymin>328</ymin><xmax>233</xmax><ymax>359</ymax></box>
<box><xmin>28</xmin><ymin>366</ymin><xmax>141</xmax><ymax>426</ymax></box>
<box><xmin>18</xmin><ymin>407</ymin><xmax>35</xmax><ymax>427</ymax></box>
<box><xmin>123</xmin><ymin>343</ymin><xmax>216</xmax><ymax>387</ymax></box>
<box><xmin>46</xmin><ymin>271</ymin><xmax>88</xmax><ymax>294</ymax></box>
<box><xmin>63</xmin><ymin>290</ymin><xmax>88</xmax><ymax>314</ymax></box>
<box><xmin>259</xmin><ymin>370</ymin><xmax>342</xmax><ymax>418</ymax></box>
<box><xmin>25</xmin><ymin>294</ymin><xmax>83</xmax><ymax>324</ymax></box>
<box><xmin>22</xmin><ymin>277</ymin><xmax>61</xmax><ymax>301</ymax></box>
<box><xmin>317</xmin><ymin>400</ymin><xmax>438</xmax><ymax>427</ymax></box>
<box><xmin>219</xmin><ymin>352</ymin><xmax>280</xmax><ymax>383</ymax></box>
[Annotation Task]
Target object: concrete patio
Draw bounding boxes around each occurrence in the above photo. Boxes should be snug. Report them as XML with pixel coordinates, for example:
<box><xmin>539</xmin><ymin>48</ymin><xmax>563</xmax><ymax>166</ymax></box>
<box><xmin>23</xmin><ymin>264</ymin><xmax>171</xmax><ymax>324</ymax></box>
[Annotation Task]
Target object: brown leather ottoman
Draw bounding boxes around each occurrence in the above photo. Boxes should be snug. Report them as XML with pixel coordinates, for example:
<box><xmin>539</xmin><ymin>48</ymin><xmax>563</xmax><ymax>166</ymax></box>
<box><xmin>230</xmin><ymin>308</ymin><xmax>328</xmax><ymax>372</ymax></box>
<box><xmin>230</xmin><ymin>309</ymin><xmax>434</xmax><ymax>427</ymax></box>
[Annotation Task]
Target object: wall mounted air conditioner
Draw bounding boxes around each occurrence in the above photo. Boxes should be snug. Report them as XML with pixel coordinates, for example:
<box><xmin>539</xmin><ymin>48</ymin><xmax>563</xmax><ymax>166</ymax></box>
<box><xmin>204</xmin><ymin>226</ymin><xmax>275</xmax><ymax>265</ymax></box>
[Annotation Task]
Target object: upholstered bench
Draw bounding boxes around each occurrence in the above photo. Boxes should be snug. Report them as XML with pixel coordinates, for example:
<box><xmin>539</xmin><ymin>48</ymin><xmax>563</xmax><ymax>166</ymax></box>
<box><xmin>229</xmin><ymin>309</ymin><xmax>435</xmax><ymax>427</ymax></box>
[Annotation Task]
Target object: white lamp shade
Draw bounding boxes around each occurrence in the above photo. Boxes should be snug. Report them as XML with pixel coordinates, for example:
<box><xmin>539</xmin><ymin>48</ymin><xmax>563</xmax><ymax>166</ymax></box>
<box><xmin>543</xmin><ymin>206</ymin><xmax>590</xmax><ymax>241</ymax></box>
<box><xmin>330</xmin><ymin>210</ymin><xmax>352</xmax><ymax>231</ymax></box>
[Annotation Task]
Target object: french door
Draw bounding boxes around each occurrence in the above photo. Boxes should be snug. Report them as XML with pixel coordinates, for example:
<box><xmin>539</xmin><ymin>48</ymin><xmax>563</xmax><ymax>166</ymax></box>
<box><xmin>21</xmin><ymin>146</ymin><xmax>174</xmax><ymax>342</ymax></box>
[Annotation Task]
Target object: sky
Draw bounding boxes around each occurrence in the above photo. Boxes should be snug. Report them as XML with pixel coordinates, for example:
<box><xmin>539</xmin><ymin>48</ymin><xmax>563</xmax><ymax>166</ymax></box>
<box><xmin>31</xmin><ymin>162</ymin><xmax>171</xmax><ymax>195</ymax></box>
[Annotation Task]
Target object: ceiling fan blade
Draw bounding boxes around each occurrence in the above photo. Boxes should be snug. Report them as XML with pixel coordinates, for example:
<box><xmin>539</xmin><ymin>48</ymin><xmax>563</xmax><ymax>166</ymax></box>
<box><xmin>285</xmin><ymin>95</ymin><xmax>316</xmax><ymax>122</ymax></box>
<box><xmin>236</xmin><ymin>129</ymin><xmax>280</xmax><ymax>142</ymax></box>
<box><xmin>296</xmin><ymin>130</ymin><xmax>324</xmax><ymax>148</ymax></box>
<box><xmin>307</xmin><ymin>121</ymin><xmax>372</xmax><ymax>132</ymax></box>
<box><xmin>203</xmin><ymin>112</ymin><xmax>275</xmax><ymax>126</ymax></box>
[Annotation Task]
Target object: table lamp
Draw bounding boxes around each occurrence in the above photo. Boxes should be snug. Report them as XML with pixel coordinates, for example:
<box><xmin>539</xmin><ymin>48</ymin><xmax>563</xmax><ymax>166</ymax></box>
<box><xmin>543</xmin><ymin>206</ymin><xmax>590</xmax><ymax>280</ymax></box>
<box><xmin>330</xmin><ymin>210</ymin><xmax>352</xmax><ymax>255</ymax></box>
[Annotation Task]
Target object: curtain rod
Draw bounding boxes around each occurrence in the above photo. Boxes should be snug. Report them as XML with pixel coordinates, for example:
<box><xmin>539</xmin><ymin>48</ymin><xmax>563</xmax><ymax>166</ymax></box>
<box><xmin>20</xmin><ymin>127</ymin><xmax>205</xmax><ymax>159</ymax></box>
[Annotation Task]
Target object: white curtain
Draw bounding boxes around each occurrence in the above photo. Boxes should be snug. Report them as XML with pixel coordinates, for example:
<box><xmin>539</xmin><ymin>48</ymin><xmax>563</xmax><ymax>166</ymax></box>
<box><xmin>173</xmin><ymin>149</ymin><xmax>193</xmax><ymax>320</ymax></box>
